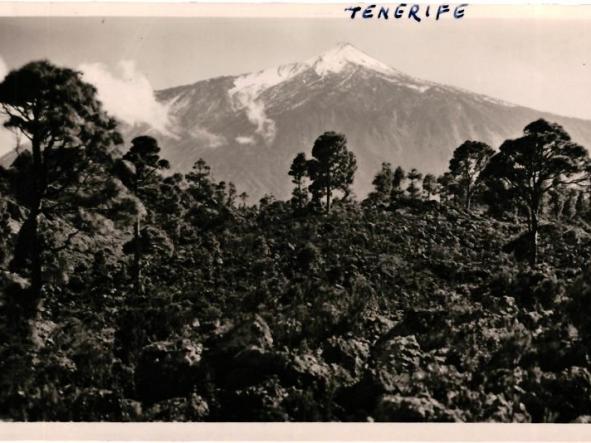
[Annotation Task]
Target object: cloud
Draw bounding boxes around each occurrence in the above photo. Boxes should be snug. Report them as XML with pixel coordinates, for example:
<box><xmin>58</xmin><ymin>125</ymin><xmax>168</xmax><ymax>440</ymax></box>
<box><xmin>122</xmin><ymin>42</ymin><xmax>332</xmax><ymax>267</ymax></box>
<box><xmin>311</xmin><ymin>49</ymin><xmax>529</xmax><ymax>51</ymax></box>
<box><xmin>0</xmin><ymin>126</ymin><xmax>17</xmax><ymax>158</ymax></box>
<box><xmin>0</xmin><ymin>55</ymin><xmax>7</xmax><ymax>82</ymax></box>
<box><xmin>236</xmin><ymin>135</ymin><xmax>255</xmax><ymax>145</ymax></box>
<box><xmin>190</xmin><ymin>126</ymin><xmax>226</xmax><ymax>149</ymax></box>
<box><xmin>229</xmin><ymin>88</ymin><xmax>277</xmax><ymax>145</ymax></box>
<box><xmin>0</xmin><ymin>55</ymin><xmax>16</xmax><ymax>158</ymax></box>
<box><xmin>79</xmin><ymin>60</ymin><xmax>173</xmax><ymax>135</ymax></box>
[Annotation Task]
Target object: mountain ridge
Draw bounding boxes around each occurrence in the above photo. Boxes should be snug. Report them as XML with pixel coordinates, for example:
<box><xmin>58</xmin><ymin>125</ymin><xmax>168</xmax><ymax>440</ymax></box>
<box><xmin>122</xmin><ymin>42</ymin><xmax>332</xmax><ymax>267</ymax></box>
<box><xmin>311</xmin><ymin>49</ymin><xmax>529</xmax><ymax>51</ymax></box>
<box><xmin>4</xmin><ymin>43</ymin><xmax>591</xmax><ymax>201</ymax></box>
<box><xmin>141</xmin><ymin>43</ymin><xmax>591</xmax><ymax>200</ymax></box>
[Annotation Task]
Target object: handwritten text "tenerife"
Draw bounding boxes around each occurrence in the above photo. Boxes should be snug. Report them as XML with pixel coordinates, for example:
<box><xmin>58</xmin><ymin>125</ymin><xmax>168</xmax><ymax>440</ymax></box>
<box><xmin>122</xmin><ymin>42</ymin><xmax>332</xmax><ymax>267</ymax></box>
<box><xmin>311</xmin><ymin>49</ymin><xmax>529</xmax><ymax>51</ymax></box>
<box><xmin>345</xmin><ymin>4</ymin><xmax>468</xmax><ymax>21</ymax></box>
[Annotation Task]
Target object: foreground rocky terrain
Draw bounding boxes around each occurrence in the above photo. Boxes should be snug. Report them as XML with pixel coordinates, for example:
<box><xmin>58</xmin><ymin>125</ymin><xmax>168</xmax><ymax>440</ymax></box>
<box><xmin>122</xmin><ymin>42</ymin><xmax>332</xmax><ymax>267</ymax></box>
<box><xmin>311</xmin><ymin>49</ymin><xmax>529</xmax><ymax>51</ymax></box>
<box><xmin>2</xmin><ymin>199</ymin><xmax>591</xmax><ymax>422</ymax></box>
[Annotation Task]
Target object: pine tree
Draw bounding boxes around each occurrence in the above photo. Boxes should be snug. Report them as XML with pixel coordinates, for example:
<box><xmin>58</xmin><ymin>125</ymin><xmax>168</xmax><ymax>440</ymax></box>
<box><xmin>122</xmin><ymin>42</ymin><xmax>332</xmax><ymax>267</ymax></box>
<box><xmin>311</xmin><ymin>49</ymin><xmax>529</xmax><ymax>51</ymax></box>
<box><xmin>422</xmin><ymin>174</ymin><xmax>438</xmax><ymax>200</ymax></box>
<box><xmin>0</xmin><ymin>60</ymin><xmax>122</xmax><ymax>314</ymax></box>
<box><xmin>307</xmin><ymin>132</ymin><xmax>357</xmax><ymax>214</ymax></box>
<box><xmin>484</xmin><ymin>119</ymin><xmax>589</xmax><ymax>265</ymax></box>
<box><xmin>406</xmin><ymin>168</ymin><xmax>423</xmax><ymax>199</ymax></box>
<box><xmin>118</xmin><ymin>135</ymin><xmax>170</xmax><ymax>295</ymax></box>
<box><xmin>239</xmin><ymin>191</ymin><xmax>249</xmax><ymax>209</ymax></box>
<box><xmin>226</xmin><ymin>182</ymin><xmax>237</xmax><ymax>208</ymax></box>
<box><xmin>391</xmin><ymin>166</ymin><xmax>407</xmax><ymax>202</ymax></box>
<box><xmin>186</xmin><ymin>158</ymin><xmax>213</xmax><ymax>201</ymax></box>
<box><xmin>371</xmin><ymin>162</ymin><xmax>394</xmax><ymax>204</ymax></box>
<box><xmin>288</xmin><ymin>152</ymin><xmax>309</xmax><ymax>210</ymax></box>
<box><xmin>448</xmin><ymin>140</ymin><xmax>494</xmax><ymax>210</ymax></box>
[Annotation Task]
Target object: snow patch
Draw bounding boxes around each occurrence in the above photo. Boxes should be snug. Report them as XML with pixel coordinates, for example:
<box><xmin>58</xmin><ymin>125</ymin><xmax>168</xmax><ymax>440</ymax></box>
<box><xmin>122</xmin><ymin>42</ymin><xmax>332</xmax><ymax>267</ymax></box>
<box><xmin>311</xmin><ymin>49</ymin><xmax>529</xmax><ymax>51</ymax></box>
<box><xmin>228</xmin><ymin>63</ymin><xmax>309</xmax><ymax>144</ymax></box>
<box><xmin>231</xmin><ymin>62</ymin><xmax>308</xmax><ymax>96</ymax></box>
<box><xmin>227</xmin><ymin>42</ymin><xmax>429</xmax><ymax>144</ymax></box>
<box><xmin>439</xmin><ymin>83</ymin><xmax>518</xmax><ymax>107</ymax></box>
<box><xmin>475</xmin><ymin>94</ymin><xmax>517</xmax><ymax>107</ymax></box>
<box><xmin>404</xmin><ymin>83</ymin><xmax>431</xmax><ymax>93</ymax></box>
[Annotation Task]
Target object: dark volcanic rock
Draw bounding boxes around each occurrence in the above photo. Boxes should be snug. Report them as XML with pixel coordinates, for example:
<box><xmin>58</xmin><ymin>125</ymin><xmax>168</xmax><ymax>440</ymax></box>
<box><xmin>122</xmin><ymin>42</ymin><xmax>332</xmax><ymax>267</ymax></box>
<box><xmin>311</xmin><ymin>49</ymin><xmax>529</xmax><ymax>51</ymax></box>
<box><xmin>135</xmin><ymin>339</ymin><xmax>203</xmax><ymax>404</ymax></box>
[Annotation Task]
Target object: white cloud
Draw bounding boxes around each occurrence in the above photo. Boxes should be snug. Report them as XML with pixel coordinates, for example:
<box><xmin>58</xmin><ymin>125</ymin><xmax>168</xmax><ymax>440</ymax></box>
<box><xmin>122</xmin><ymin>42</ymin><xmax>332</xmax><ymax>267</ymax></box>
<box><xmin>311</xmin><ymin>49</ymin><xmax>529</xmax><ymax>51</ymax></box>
<box><xmin>243</xmin><ymin>99</ymin><xmax>276</xmax><ymax>144</ymax></box>
<box><xmin>229</xmin><ymin>84</ymin><xmax>277</xmax><ymax>145</ymax></box>
<box><xmin>0</xmin><ymin>55</ymin><xmax>17</xmax><ymax>158</ymax></box>
<box><xmin>236</xmin><ymin>135</ymin><xmax>255</xmax><ymax>145</ymax></box>
<box><xmin>0</xmin><ymin>126</ymin><xmax>18</xmax><ymax>158</ymax></box>
<box><xmin>0</xmin><ymin>55</ymin><xmax>7</xmax><ymax>82</ymax></box>
<box><xmin>79</xmin><ymin>60</ymin><xmax>173</xmax><ymax>135</ymax></box>
<box><xmin>190</xmin><ymin>126</ymin><xmax>226</xmax><ymax>149</ymax></box>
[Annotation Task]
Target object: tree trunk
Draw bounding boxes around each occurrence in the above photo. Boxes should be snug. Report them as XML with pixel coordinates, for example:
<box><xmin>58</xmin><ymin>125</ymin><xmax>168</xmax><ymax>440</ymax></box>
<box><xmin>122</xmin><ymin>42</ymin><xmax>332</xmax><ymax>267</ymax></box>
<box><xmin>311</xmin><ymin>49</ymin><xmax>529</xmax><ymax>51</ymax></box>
<box><xmin>465</xmin><ymin>184</ymin><xmax>471</xmax><ymax>211</ymax></box>
<box><xmin>29</xmin><ymin>207</ymin><xmax>42</xmax><ymax>303</ymax></box>
<box><xmin>325</xmin><ymin>185</ymin><xmax>331</xmax><ymax>214</ymax></box>
<box><xmin>28</xmin><ymin>136</ymin><xmax>44</xmax><ymax>316</ymax></box>
<box><xmin>133</xmin><ymin>215</ymin><xmax>143</xmax><ymax>295</ymax></box>
<box><xmin>529</xmin><ymin>211</ymin><xmax>539</xmax><ymax>267</ymax></box>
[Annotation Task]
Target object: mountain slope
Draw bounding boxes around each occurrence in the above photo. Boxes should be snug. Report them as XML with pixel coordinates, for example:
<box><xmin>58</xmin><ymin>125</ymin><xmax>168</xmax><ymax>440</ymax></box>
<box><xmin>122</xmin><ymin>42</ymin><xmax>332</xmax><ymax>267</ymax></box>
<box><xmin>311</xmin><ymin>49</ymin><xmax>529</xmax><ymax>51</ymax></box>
<box><xmin>13</xmin><ymin>42</ymin><xmax>591</xmax><ymax>201</ymax></box>
<box><xmin>141</xmin><ymin>43</ymin><xmax>591</xmax><ymax>200</ymax></box>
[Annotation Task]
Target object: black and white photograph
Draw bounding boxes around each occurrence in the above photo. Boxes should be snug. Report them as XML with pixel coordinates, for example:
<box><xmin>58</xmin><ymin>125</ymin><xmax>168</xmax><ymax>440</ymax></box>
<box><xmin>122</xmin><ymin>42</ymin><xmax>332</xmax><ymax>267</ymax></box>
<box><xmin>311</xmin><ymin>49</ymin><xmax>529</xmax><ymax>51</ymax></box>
<box><xmin>1</xmin><ymin>2</ymin><xmax>591</xmax><ymax>424</ymax></box>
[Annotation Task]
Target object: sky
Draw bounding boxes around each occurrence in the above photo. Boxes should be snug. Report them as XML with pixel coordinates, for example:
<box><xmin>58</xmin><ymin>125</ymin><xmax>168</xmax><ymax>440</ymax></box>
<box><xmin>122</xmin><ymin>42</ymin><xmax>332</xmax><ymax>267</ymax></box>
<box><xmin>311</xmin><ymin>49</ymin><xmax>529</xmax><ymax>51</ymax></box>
<box><xmin>1</xmin><ymin>12</ymin><xmax>591</xmax><ymax>155</ymax></box>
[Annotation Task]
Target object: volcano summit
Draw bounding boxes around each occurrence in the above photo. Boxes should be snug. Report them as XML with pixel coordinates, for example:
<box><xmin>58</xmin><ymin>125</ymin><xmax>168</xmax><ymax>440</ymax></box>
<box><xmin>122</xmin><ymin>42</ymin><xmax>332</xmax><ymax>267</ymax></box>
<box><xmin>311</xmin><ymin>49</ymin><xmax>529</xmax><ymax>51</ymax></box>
<box><xmin>126</xmin><ymin>43</ymin><xmax>591</xmax><ymax>200</ymax></box>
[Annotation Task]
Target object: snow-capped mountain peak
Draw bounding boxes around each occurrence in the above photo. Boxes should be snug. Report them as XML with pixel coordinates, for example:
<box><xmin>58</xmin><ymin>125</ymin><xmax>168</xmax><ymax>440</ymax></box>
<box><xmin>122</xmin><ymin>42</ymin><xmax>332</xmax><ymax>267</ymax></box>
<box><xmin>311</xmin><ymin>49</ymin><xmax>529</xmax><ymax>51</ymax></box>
<box><xmin>149</xmin><ymin>41</ymin><xmax>591</xmax><ymax>202</ymax></box>
<box><xmin>225</xmin><ymin>43</ymin><xmax>416</xmax><ymax>145</ymax></box>
<box><xmin>306</xmin><ymin>42</ymin><xmax>399</xmax><ymax>77</ymax></box>
<box><xmin>229</xmin><ymin>43</ymin><xmax>402</xmax><ymax>100</ymax></box>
